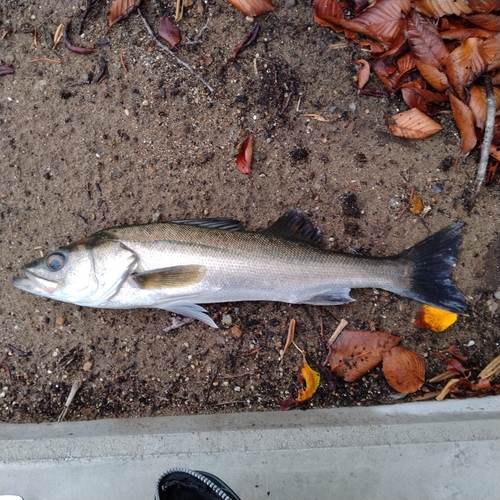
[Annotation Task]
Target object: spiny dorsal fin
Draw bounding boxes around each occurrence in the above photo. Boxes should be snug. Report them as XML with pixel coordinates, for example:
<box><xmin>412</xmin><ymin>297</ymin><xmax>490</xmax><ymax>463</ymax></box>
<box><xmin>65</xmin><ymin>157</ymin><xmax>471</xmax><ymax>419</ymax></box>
<box><xmin>131</xmin><ymin>265</ymin><xmax>207</xmax><ymax>289</ymax></box>
<box><xmin>261</xmin><ymin>210</ymin><xmax>327</xmax><ymax>248</ymax></box>
<box><xmin>169</xmin><ymin>218</ymin><xmax>242</xmax><ymax>231</ymax></box>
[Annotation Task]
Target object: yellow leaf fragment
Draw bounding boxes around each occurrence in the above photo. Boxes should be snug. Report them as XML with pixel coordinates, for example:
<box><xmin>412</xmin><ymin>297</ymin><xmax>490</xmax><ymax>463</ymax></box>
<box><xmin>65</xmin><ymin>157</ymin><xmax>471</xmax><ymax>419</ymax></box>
<box><xmin>296</xmin><ymin>359</ymin><xmax>321</xmax><ymax>403</ymax></box>
<box><xmin>53</xmin><ymin>23</ymin><xmax>64</xmax><ymax>50</ymax></box>
<box><xmin>410</xmin><ymin>195</ymin><xmax>423</xmax><ymax>214</ymax></box>
<box><xmin>414</xmin><ymin>305</ymin><xmax>458</xmax><ymax>332</ymax></box>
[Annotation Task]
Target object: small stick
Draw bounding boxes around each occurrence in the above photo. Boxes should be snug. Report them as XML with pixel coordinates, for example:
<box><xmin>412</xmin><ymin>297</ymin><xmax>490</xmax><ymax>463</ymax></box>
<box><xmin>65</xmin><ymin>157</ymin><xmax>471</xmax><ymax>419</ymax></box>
<box><xmin>29</xmin><ymin>57</ymin><xmax>61</xmax><ymax>64</ymax></box>
<box><xmin>58</xmin><ymin>379</ymin><xmax>82</xmax><ymax>422</ymax></box>
<box><xmin>327</xmin><ymin>318</ymin><xmax>348</xmax><ymax>347</ymax></box>
<box><xmin>162</xmin><ymin>316</ymin><xmax>195</xmax><ymax>332</ymax></box>
<box><xmin>435</xmin><ymin>378</ymin><xmax>459</xmax><ymax>402</ymax></box>
<box><xmin>119</xmin><ymin>52</ymin><xmax>128</xmax><ymax>72</ymax></box>
<box><xmin>138</xmin><ymin>9</ymin><xmax>214</xmax><ymax>93</ymax></box>
<box><xmin>478</xmin><ymin>354</ymin><xmax>500</xmax><ymax>380</ymax></box>
<box><xmin>468</xmin><ymin>74</ymin><xmax>495</xmax><ymax>209</ymax></box>
<box><xmin>280</xmin><ymin>318</ymin><xmax>296</xmax><ymax>364</ymax></box>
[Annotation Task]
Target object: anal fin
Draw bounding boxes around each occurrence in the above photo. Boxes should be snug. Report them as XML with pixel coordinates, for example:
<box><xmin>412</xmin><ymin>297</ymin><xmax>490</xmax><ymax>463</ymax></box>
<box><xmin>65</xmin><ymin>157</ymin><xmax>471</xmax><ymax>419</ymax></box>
<box><xmin>300</xmin><ymin>288</ymin><xmax>354</xmax><ymax>306</ymax></box>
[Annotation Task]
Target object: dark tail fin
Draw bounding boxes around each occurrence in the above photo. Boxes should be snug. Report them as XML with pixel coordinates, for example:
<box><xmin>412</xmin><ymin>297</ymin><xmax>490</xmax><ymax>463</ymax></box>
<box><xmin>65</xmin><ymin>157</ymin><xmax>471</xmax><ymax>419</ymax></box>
<box><xmin>398</xmin><ymin>223</ymin><xmax>466</xmax><ymax>314</ymax></box>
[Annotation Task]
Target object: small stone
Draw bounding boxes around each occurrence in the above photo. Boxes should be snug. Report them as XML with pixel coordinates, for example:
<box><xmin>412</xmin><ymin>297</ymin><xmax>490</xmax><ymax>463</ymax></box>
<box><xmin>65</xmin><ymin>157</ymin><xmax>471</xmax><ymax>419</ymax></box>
<box><xmin>433</xmin><ymin>183</ymin><xmax>443</xmax><ymax>194</ymax></box>
<box><xmin>348</xmin><ymin>102</ymin><xmax>357</xmax><ymax>112</ymax></box>
<box><xmin>0</xmin><ymin>392</ymin><xmax>5</xmax><ymax>398</ymax></box>
<box><xmin>467</xmin><ymin>340</ymin><xmax>475</xmax><ymax>347</ymax></box>
<box><xmin>83</xmin><ymin>361</ymin><xmax>93</xmax><ymax>372</ymax></box>
<box><xmin>81</xmin><ymin>73</ymin><xmax>91</xmax><ymax>83</ymax></box>
<box><xmin>112</xmin><ymin>171</ymin><xmax>123</xmax><ymax>179</ymax></box>
<box><xmin>56</xmin><ymin>316</ymin><xmax>66</xmax><ymax>326</ymax></box>
<box><xmin>494</xmin><ymin>290</ymin><xmax>500</xmax><ymax>300</ymax></box>
<box><xmin>35</xmin><ymin>79</ymin><xmax>47</xmax><ymax>91</ymax></box>
<box><xmin>221</xmin><ymin>314</ymin><xmax>232</xmax><ymax>326</ymax></box>
<box><xmin>234</xmin><ymin>386</ymin><xmax>241</xmax><ymax>392</ymax></box>
<box><xmin>285</xmin><ymin>0</ymin><xmax>296</xmax><ymax>7</ymax></box>
<box><xmin>231</xmin><ymin>326</ymin><xmax>243</xmax><ymax>338</ymax></box>
<box><xmin>141</xmin><ymin>100</ymin><xmax>149</xmax><ymax>106</ymax></box>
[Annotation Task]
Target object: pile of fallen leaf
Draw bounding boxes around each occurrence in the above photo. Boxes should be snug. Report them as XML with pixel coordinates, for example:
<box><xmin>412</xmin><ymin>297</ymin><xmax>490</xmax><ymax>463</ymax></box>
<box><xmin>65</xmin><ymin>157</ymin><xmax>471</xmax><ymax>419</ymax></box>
<box><xmin>281</xmin><ymin>306</ymin><xmax>500</xmax><ymax>409</ymax></box>
<box><xmin>313</xmin><ymin>0</ymin><xmax>500</xmax><ymax>167</ymax></box>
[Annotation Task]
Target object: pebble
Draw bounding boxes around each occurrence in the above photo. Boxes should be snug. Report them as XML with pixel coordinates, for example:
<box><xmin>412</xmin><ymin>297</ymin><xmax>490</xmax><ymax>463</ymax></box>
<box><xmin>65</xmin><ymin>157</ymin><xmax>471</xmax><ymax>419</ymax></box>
<box><xmin>83</xmin><ymin>361</ymin><xmax>93</xmax><ymax>372</ymax></box>
<box><xmin>285</xmin><ymin>0</ymin><xmax>296</xmax><ymax>6</ymax></box>
<box><xmin>494</xmin><ymin>290</ymin><xmax>500</xmax><ymax>300</ymax></box>
<box><xmin>141</xmin><ymin>100</ymin><xmax>149</xmax><ymax>107</ymax></box>
<box><xmin>433</xmin><ymin>183</ymin><xmax>443</xmax><ymax>194</ymax></box>
<box><xmin>348</xmin><ymin>102</ymin><xmax>357</xmax><ymax>112</ymax></box>
<box><xmin>35</xmin><ymin>79</ymin><xmax>47</xmax><ymax>92</ymax></box>
<box><xmin>112</xmin><ymin>171</ymin><xmax>123</xmax><ymax>179</ymax></box>
<box><xmin>81</xmin><ymin>73</ymin><xmax>91</xmax><ymax>83</ymax></box>
<box><xmin>231</xmin><ymin>326</ymin><xmax>242</xmax><ymax>338</ymax></box>
<box><xmin>467</xmin><ymin>340</ymin><xmax>475</xmax><ymax>347</ymax></box>
<box><xmin>221</xmin><ymin>314</ymin><xmax>232</xmax><ymax>326</ymax></box>
<box><xmin>234</xmin><ymin>386</ymin><xmax>241</xmax><ymax>392</ymax></box>
<box><xmin>56</xmin><ymin>316</ymin><xmax>66</xmax><ymax>326</ymax></box>
<box><xmin>0</xmin><ymin>392</ymin><xmax>5</xmax><ymax>398</ymax></box>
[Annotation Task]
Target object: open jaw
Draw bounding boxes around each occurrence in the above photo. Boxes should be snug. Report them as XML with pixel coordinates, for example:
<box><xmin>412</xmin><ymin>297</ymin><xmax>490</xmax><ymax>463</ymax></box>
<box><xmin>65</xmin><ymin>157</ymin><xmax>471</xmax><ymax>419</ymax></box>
<box><xmin>12</xmin><ymin>270</ymin><xmax>59</xmax><ymax>295</ymax></box>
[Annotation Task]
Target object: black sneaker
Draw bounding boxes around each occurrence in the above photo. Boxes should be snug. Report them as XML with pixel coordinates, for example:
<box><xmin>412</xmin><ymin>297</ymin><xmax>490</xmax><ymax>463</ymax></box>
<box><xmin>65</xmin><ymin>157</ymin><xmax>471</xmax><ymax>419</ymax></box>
<box><xmin>155</xmin><ymin>468</ymin><xmax>241</xmax><ymax>500</ymax></box>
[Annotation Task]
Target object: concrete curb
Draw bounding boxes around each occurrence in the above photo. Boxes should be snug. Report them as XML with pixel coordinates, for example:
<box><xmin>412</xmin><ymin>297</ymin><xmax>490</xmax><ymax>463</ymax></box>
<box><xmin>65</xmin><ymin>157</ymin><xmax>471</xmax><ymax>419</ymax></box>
<box><xmin>1</xmin><ymin>397</ymin><xmax>499</xmax><ymax>500</ymax></box>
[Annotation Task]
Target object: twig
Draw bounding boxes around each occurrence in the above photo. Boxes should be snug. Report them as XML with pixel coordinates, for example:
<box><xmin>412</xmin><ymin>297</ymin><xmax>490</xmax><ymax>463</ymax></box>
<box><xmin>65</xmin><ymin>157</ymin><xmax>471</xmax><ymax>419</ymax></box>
<box><xmin>0</xmin><ymin>352</ymin><xmax>12</xmax><ymax>380</ymax></box>
<box><xmin>138</xmin><ymin>9</ymin><xmax>214</xmax><ymax>93</ymax></box>
<box><xmin>468</xmin><ymin>74</ymin><xmax>495</xmax><ymax>209</ymax></box>
<box><xmin>162</xmin><ymin>316</ymin><xmax>195</xmax><ymax>332</ymax></box>
<box><xmin>58</xmin><ymin>379</ymin><xmax>82</xmax><ymax>422</ymax></box>
<box><xmin>280</xmin><ymin>318</ymin><xmax>296</xmax><ymax>364</ymax></box>
<box><xmin>119</xmin><ymin>52</ymin><xmax>128</xmax><ymax>72</ymax></box>
<box><xmin>327</xmin><ymin>318</ymin><xmax>348</xmax><ymax>347</ymax></box>
<box><xmin>29</xmin><ymin>57</ymin><xmax>61</xmax><ymax>64</ymax></box>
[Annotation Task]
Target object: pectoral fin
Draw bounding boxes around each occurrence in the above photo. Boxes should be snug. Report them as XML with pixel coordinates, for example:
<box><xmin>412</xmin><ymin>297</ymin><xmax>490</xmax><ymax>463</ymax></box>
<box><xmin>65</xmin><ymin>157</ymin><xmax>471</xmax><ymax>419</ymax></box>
<box><xmin>300</xmin><ymin>288</ymin><xmax>354</xmax><ymax>305</ymax></box>
<box><xmin>157</xmin><ymin>302</ymin><xmax>218</xmax><ymax>328</ymax></box>
<box><xmin>131</xmin><ymin>265</ymin><xmax>207</xmax><ymax>290</ymax></box>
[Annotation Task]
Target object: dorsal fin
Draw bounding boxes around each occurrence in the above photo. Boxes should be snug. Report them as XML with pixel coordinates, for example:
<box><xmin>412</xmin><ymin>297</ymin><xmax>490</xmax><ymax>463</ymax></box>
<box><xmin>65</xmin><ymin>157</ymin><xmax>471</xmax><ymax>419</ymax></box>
<box><xmin>261</xmin><ymin>210</ymin><xmax>327</xmax><ymax>248</ymax></box>
<box><xmin>169</xmin><ymin>218</ymin><xmax>242</xmax><ymax>231</ymax></box>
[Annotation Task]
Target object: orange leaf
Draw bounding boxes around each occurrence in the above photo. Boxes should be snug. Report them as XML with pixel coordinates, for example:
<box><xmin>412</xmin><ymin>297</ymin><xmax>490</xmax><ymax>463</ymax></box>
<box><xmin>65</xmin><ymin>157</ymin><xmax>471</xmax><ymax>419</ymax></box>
<box><xmin>414</xmin><ymin>304</ymin><xmax>458</xmax><ymax>332</ymax></box>
<box><xmin>296</xmin><ymin>360</ymin><xmax>321</xmax><ymax>404</ymax></box>
<box><xmin>440</xmin><ymin>27</ymin><xmax>496</xmax><ymax>40</ymax></box>
<box><xmin>448</xmin><ymin>91</ymin><xmax>478</xmax><ymax>153</ymax></box>
<box><xmin>469</xmin><ymin>85</ymin><xmax>500</xmax><ymax>129</ymax></box>
<box><xmin>236</xmin><ymin>133</ymin><xmax>253</xmax><ymax>174</ymax></box>
<box><xmin>158</xmin><ymin>16</ymin><xmax>181</xmax><ymax>47</ymax></box>
<box><xmin>389</xmin><ymin>108</ymin><xmax>443</xmax><ymax>140</ymax></box>
<box><xmin>372</xmin><ymin>57</ymin><xmax>400</xmax><ymax>91</ymax></box>
<box><xmin>410</xmin><ymin>194</ymin><xmax>423</xmax><ymax>214</ymax></box>
<box><xmin>382</xmin><ymin>346</ymin><xmax>425</xmax><ymax>394</ymax></box>
<box><xmin>226</xmin><ymin>0</ymin><xmax>275</xmax><ymax>17</ymax></box>
<box><xmin>407</xmin><ymin>10</ymin><xmax>449</xmax><ymax>68</ymax></box>
<box><xmin>109</xmin><ymin>0</ymin><xmax>141</xmax><ymax>28</ymax></box>
<box><xmin>327</xmin><ymin>330</ymin><xmax>401</xmax><ymax>382</ymax></box>
<box><xmin>483</xmin><ymin>33</ymin><xmax>500</xmax><ymax>71</ymax></box>
<box><xmin>414</xmin><ymin>60</ymin><xmax>450</xmax><ymax>91</ymax></box>
<box><xmin>400</xmin><ymin>82</ymin><xmax>449</xmax><ymax>115</ymax></box>
<box><xmin>356</xmin><ymin>59</ymin><xmax>370</xmax><ymax>90</ymax></box>
<box><xmin>446</xmin><ymin>37</ymin><xmax>489</xmax><ymax>101</ymax></box>
<box><xmin>490</xmin><ymin>145</ymin><xmax>500</xmax><ymax>161</ymax></box>
<box><xmin>413</xmin><ymin>0</ymin><xmax>472</xmax><ymax>18</ymax></box>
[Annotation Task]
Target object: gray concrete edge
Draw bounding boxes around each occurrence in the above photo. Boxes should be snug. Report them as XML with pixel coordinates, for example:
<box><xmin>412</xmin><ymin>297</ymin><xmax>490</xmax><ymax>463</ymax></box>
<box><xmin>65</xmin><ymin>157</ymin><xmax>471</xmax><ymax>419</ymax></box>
<box><xmin>1</xmin><ymin>397</ymin><xmax>499</xmax><ymax>500</ymax></box>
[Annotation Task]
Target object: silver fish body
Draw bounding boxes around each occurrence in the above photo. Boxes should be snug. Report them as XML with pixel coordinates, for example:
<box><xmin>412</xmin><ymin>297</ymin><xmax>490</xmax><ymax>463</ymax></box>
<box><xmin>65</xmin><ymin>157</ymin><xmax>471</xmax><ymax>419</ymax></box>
<box><xmin>12</xmin><ymin>211</ymin><xmax>466</xmax><ymax>327</ymax></box>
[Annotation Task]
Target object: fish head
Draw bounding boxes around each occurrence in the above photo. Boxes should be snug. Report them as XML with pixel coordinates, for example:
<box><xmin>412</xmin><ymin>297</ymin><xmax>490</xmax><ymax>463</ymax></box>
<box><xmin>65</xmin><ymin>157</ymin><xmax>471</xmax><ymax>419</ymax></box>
<box><xmin>12</xmin><ymin>235</ymin><xmax>138</xmax><ymax>307</ymax></box>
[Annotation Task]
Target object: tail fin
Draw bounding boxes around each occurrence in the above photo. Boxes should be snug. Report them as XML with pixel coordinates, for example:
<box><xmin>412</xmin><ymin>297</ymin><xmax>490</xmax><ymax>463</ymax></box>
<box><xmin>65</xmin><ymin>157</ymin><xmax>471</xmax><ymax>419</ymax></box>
<box><xmin>398</xmin><ymin>223</ymin><xmax>466</xmax><ymax>314</ymax></box>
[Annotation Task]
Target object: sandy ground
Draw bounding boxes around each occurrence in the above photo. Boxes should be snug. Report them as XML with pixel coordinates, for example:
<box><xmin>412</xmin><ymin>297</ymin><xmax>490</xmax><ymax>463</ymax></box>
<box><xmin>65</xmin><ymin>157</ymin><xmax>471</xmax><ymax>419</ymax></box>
<box><xmin>1</xmin><ymin>0</ymin><xmax>499</xmax><ymax>423</ymax></box>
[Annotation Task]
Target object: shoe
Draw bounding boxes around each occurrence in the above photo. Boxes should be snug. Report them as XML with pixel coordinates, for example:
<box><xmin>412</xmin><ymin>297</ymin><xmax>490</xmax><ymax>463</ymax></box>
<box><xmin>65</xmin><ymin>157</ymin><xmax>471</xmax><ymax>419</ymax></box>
<box><xmin>155</xmin><ymin>467</ymin><xmax>241</xmax><ymax>500</ymax></box>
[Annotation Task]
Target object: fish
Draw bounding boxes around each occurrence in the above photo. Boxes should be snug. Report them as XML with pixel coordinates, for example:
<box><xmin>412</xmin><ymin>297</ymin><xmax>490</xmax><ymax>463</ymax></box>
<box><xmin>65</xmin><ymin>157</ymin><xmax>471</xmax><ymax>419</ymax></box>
<box><xmin>12</xmin><ymin>211</ymin><xmax>466</xmax><ymax>328</ymax></box>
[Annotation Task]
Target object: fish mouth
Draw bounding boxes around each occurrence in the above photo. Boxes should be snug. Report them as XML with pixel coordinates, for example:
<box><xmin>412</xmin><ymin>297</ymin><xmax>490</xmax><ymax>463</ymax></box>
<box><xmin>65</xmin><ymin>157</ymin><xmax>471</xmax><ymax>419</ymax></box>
<box><xmin>12</xmin><ymin>270</ymin><xmax>59</xmax><ymax>295</ymax></box>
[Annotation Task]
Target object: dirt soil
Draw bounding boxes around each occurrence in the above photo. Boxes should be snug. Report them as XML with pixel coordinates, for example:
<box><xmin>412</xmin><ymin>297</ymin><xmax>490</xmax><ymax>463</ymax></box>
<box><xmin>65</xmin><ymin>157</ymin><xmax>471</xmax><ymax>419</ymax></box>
<box><xmin>1</xmin><ymin>0</ymin><xmax>499</xmax><ymax>424</ymax></box>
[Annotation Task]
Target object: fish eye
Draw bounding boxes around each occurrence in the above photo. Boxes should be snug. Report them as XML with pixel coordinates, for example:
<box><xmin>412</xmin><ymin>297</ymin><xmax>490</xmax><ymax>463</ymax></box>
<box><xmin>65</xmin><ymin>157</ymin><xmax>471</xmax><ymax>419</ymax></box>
<box><xmin>46</xmin><ymin>252</ymin><xmax>65</xmax><ymax>271</ymax></box>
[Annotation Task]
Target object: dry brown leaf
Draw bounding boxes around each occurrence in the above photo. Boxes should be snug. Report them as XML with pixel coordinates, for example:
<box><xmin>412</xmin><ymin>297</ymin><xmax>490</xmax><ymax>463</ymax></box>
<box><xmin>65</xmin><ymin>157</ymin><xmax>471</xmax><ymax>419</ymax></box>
<box><xmin>109</xmin><ymin>0</ymin><xmax>142</xmax><ymax>29</ymax></box>
<box><xmin>414</xmin><ymin>60</ymin><xmax>450</xmax><ymax>91</ymax></box>
<box><xmin>469</xmin><ymin>85</ymin><xmax>500</xmax><ymax>129</ymax></box>
<box><xmin>446</xmin><ymin>37</ymin><xmax>489</xmax><ymax>101</ymax></box>
<box><xmin>397</xmin><ymin>52</ymin><xmax>416</xmax><ymax>76</ymax></box>
<box><xmin>413</xmin><ymin>0</ymin><xmax>472</xmax><ymax>18</ymax></box>
<box><xmin>448</xmin><ymin>91</ymin><xmax>478</xmax><ymax>153</ymax></box>
<box><xmin>490</xmin><ymin>145</ymin><xmax>500</xmax><ymax>161</ymax></box>
<box><xmin>407</xmin><ymin>10</ymin><xmax>449</xmax><ymax>68</ymax></box>
<box><xmin>467</xmin><ymin>0</ymin><xmax>500</xmax><ymax>14</ymax></box>
<box><xmin>389</xmin><ymin>108</ymin><xmax>443</xmax><ymax>140</ymax></box>
<box><xmin>305</xmin><ymin>113</ymin><xmax>331</xmax><ymax>122</ymax></box>
<box><xmin>356</xmin><ymin>59</ymin><xmax>370</xmax><ymax>90</ymax></box>
<box><xmin>382</xmin><ymin>346</ymin><xmax>425</xmax><ymax>394</ymax></box>
<box><xmin>414</xmin><ymin>304</ymin><xmax>458</xmax><ymax>332</ymax></box>
<box><xmin>226</xmin><ymin>0</ymin><xmax>275</xmax><ymax>17</ymax></box>
<box><xmin>400</xmin><ymin>82</ymin><xmax>449</xmax><ymax>115</ymax></box>
<box><xmin>483</xmin><ymin>33</ymin><xmax>500</xmax><ymax>71</ymax></box>
<box><xmin>372</xmin><ymin>57</ymin><xmax>400</xmax><ymax>91</ymax></box>
<box><xmin>440</xmin><ymin>27</ymin><xmax>496</xmax><ymax>40</ymax></box>
<box><xmin>327</xmin><ymin>330</ymin><xmax>401</xmax><ymax>382</ymax></box>
<box><xmin>465</xmin><ymin>13</ymin><xmax>500</xmax><ymax>32</ymax></box>
<box><xmin>53</xmin><ymin>23</ymin><xmax>64</xmax><ymax>50</ymax></box>
<box><xmin>158</xmin><ymin>16</ymin><xmax>181</xmax><ymax>47</ymax></box>
<box><xmin>236</xmin><ymin>133</ymin><xmax>253</xmax><ymax>174</ymax></box>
